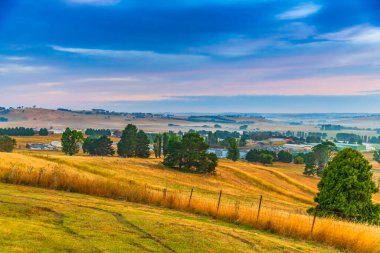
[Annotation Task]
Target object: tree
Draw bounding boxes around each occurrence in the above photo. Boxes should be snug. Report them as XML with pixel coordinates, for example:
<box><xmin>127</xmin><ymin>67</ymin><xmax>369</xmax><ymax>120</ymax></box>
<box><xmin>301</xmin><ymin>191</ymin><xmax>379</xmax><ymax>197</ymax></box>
<box><xmin>277</xmin><ymin>150</ymin><xmax>292</xmax><ymax>163</ymax></box>
<box><xmin>0</xmin><ymin>135</ymin><xmax>16</xmax><ymax>152</ymax></box>
<box><xmin>153</xmin><ymin>134</ymin><xmax>162</xmax><ymax>158</ymax></box>
<box><xmin>136</xmin><ymin>130</ymin><xmax>150</xmax><ymax>158</ymax></box>
<box><xmin>246</xmin><ymin>149</ymin><xmax>276</xmax><ymax>163</ymax></box>
<box><xmin>294</xmin><ymin>156</ymin><xmax>304</xmax><ymax>164</ymax></box>
<box><xmin>259</xmin><ymin>153</ymin><xmax>273</xmax><ymax>165</ymax></box>
<box><xmin>83</xmin><ymin>136</ymin><xmax>114</xmax><ymax>156</ymax></box>
<box><xmin>162</xmin><ymin>133</ymin><xmax>169</xmax><ymax>157</ymax></box>
<box><xmin>227</xmin><ymin>138</ymin><xmax>240</xmax><ymax>161</ymax></box>
<box><xmin>303</xmin><ymin>152</ymin><xmax>317</xmax><ymax>176</ymax></box>
<box><xmin>61</xmin><ymin>128</ymin><xmax>84</xmax><ymax>156</ymax></box>
<box><xmin>312</xmin><ymin>141</ymin><xmax>337</xmax><ymax>176</ymax></box>
<box><xmin>163</xmin><ymin>133</ymin><xmax>217</xmax><ymax>174</ymax></box>
<box><xmin>117</xmin><ymin>124</ymin><xmax>138</xmax><ymax>157</ymax></box>
<box><xmin>39</xmin><ymin>128</ymin><xmax>49</xmax><ymax>136</ymax></box>
<box><xmin>374</xmin><ymin>150</ymin><xmax>380</xmax><ymax>163</ymax></box>
<box><xmin>313</xmin><ymin>148</ymin><xmax>380</xmax><ymax>224</ymax></box>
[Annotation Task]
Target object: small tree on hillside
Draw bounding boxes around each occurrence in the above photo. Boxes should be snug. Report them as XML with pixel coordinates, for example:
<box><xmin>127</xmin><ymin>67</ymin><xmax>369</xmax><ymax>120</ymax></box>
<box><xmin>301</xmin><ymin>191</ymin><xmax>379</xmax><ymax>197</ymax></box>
<box><xmin>277</xmin><ymin>150</ymin><xmax>292</xmax><ymax>163</ymax></box>
<box><xmin>313</xmin><ymin>148</ymin><xmax>380</xmax><ymax>224</ymax></box>
<box><xmin>303</xmin><ymin>152</ymin><xmax>317</xmax><ymax>176</ymax></box>
<box><xmin>0</xmin><ymin>135</ymin><xmax>16</xmax><ymax>152</ymax></box>
<box><xmin>39</xmin><ymin>128</ymin><xmax>49</xmax><ymax>136</ymax></box>
<box><xmin>117</xmin><ymin>124</ymin><xmax>138</xmax><ymax>157</ymax></box>
<box><xmin>227</xmin><ymin>138</ymin><xmax>240</xmax><ymax>161</ymax></box>
<box><xmin>259</xmin><ymin>153</ymin><xmax>273</xmax><ymax>165</ymax></box>
<box><xmin>294</xmin><ymin>155</ymin><xmax>304</xmax><ymax>164</ymax></box>
<box><xmin>83</xmin><ymin>136</ymin><xmax>114</xmax><ymax>156</ymax></box>
<box><xmin>163</xmin><ymin>133</ymin><xmax>217</xmax><ymax>174</ymax></box>
<box><xmin>135</xmin><ymin>130</ymin><xmax>150</xmax><ymax>158</ymax></box>
<box><xmin>61</xmin><ymin>128</ymin><xmax>84</xmax><ymax>156</ymax></box>
<box><xmin>312</xmin><ymin>141</ymin><xmax>337</xmax><ymax>176</ymax></box>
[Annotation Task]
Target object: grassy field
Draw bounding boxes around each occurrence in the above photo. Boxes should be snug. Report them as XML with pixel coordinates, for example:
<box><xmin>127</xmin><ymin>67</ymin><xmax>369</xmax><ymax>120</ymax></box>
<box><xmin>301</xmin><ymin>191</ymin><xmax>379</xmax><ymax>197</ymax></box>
<box><xmin>0</xmin><ymin>150</ymin><xmax>380</xmax><ymax>252</ymax></box>
<box><xmin>0</xmin><ymin>183</ymin><xmax>340</xmax><ymax>253</ymax></box>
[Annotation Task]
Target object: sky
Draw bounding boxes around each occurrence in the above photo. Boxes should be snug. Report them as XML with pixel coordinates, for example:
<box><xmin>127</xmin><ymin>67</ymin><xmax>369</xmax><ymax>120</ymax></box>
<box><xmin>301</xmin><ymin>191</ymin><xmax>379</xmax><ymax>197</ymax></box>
<box><xmin>1</xmin><ymin>0</ymin><xmax>380</xmax><ymax>113</ymax></box>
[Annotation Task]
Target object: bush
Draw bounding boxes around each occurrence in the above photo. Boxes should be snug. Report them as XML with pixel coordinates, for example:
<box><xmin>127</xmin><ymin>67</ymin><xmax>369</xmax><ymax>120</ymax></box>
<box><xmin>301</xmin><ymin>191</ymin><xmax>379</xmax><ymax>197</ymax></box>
<box><xmin>277</xmin><ymin>150</ymin><xmax>292</xmax><ymax>163</ymax></box>
<box><xmin>0</xmin><ymin>136</ymin><xmax>16</xmax><ymax>152</ymax></box>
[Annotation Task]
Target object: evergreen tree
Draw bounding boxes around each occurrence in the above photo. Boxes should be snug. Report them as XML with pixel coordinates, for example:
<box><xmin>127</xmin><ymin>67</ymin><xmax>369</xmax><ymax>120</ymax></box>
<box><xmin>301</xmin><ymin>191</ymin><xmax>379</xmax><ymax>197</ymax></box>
<box><xmin>163</xmin><ymin>133</ymin><xmax>217</xmax><ymax>174</ymax></box>
<box><xmin>227</xmin><ymin>138</ymin><xmax>240</xmax><ymax>161</ymax></box>
<box><xmin>117</xmin><ymin>124</ymin><xmax>138</xmax><ymax>157</ymax></box>
<box><xmin>0</xmin><ymin>135</ymin><xmax>16</xmax><ymax>152</ymax></box>
<box><xmin>39</xmin><ymin>128</ymin><xmax>49</xmax><ymax>136</ymax></box>
<box><xmin>314</xmin><ymin>148</ymin><xmax>380</xmax><ymax>224</ymax></box>
<box><xmin>259</xmin><ymin>153</ymin><xmax>273</xmax><ymax>165</ymax></box>
<box><xmin>136</xmin><ymin>130</ymin><xmax>150</xmax><ymax>158</ymax></box>
<box><xmin>83</xmin><ymin>136</ymin><xmax>114</xmax><ymax>156</ymax></box>
<box><xmin>277</xmin><ymin>150</ymin><xmax>292</xmax><ymax>163</ymax></box>
<box><xmin>61</xmin><ymin>128</ymin><xmax>84</xmax><ymax>156</ymax></box>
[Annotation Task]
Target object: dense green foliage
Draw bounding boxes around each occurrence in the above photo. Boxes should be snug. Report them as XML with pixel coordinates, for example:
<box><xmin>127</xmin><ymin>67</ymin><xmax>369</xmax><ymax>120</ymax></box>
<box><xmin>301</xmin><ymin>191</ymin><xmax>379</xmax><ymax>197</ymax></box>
<box><xmin>245</xmin><ymin>149</ymin><xmax>276</xmax><ymax>163</ymax></box>
<box><xmin>277</xmin><ymin>150</ymin><xmax>292</xmax><ymax>163</ymax></box>
<box><xmin>117</xmin><ymin>124</ymin><xmax>138</xmax><ymax>157</ymax></box>
<box><xmin>227</xmin><ymin>138</ymin><xmax>240</xmax><ymax>161</ymax></box>
<box><xmin>39</xmin><ymin>128</ymin><xmax>49</xmax><ymax>136</ymax></box>
<box><xmin>85</xmin><ymin>128</ymin><xmax>112</xmax><ymax>137</ymax></box>
<box><xmin>0</xmin><ymin>135</ymin><xmax>16</xmax><ymax>152</ymax></box>
<box><xmin>61</xmin><ymin>128</ymin><xmax>84</xmax><ymax>156</ymax></box>
<box><xmin>83</xmin><ymin>136</ymin><xmax>114</xmax><ymax>156</ymax></box>
<box><xmin>162</xmin><ymin>133</ymin><xmax>170</xmax><ymax>157</ymax></box>
<box><xmin>314</xmin><ymin>148</ymin><xmax>380</xmax><ymax>224</ymax></box>
<box><xmin>163</xmin><ymin>133</ymin><xmax>217</xmax><ymax>174</ymax></box>
<box><xmin>259</xmin><ymin>153</ymin><xmax>273</xmax><ymax>165</ymax></box>
<box><xmin>136</xmin><ymin>130</ymin><xmax>150</xmax><ymax>158</ymax></box>
<box><xmin>0</xmin><ymin>127</ymin><xmax>34</xmax><ymax>136</ymax></box>
<box><xmin>293</xmin><ymin>155</ymin><xmax>304</xmax><ymax>164</ymax></box>
<box><xmin>117</xmin><ymin>124</ymin><xmax>150</xmax><ymax>158</ymax></box>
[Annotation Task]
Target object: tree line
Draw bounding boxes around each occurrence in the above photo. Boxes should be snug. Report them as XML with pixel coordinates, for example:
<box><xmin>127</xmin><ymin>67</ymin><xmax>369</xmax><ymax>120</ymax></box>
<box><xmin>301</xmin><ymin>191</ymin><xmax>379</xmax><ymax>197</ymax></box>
<box><xmin>85</xmin><ymin>128</ymin><xmax>112</xmax><ymax>137</ymax></box>
<box><xmin>0</xmin><ymin>127</ymin><xmax>35</xmax><ymax>136</ymax></box>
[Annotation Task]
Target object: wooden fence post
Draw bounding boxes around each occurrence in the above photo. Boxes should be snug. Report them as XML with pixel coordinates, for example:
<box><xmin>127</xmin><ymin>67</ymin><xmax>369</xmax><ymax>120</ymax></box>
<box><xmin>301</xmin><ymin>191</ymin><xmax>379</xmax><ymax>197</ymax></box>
<box><xmin>310</xmin><ymin>207</ymin><xmax>318</xmax><ymax>235</ymax></box>
<box><xmin>163</xmin><ymin>188</ymin><xmax>167</xmax><ymax>200</ymax></box>
<box><xmin>188</xmin><ymin>188</ymin><xmax>194</xmax><ymax>207</ymax></box>
<box><xmin>217</xmin><ymin>190</ymin><xmax>222</xmax><ymax>213</ymax></box>
<box><xmin>256</xmin><ymin>195</ymin><xmax>263</xmax><ymax>222</ymax></box>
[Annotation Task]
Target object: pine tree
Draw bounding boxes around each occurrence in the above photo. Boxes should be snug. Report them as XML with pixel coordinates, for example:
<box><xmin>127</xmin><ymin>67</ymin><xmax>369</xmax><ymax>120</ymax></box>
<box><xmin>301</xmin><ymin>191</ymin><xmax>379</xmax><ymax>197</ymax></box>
<box><xmin>117</xmin><ymin>124</ymin><xmax>138</xmax><ymax>157</ymax></box>
<box><xmin>136</xmin><ymin>130</ymin><xmax>150</xmax><ymax>158</ymax></box>
<box><xmin>314</xmin><ymin>148</ymin><xmax>380</xmax><ymax>224</ymax></box>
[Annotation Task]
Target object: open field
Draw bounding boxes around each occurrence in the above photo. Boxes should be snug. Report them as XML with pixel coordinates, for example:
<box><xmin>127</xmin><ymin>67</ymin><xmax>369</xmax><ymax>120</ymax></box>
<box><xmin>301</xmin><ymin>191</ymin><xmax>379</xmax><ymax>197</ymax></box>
<box><xmin>0</xmin><ymin>150</ymin><xmax>380</xmax><ymax>252</ymax></box>
<box><xmin>0</xmin><ymin>183</ymin><xmax>340</xmax><ymax>253</ymax></box>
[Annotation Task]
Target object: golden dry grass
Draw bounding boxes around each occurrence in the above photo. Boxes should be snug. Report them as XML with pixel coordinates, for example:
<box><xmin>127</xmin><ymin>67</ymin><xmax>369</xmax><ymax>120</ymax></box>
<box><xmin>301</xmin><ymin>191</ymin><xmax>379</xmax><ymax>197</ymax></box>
<box><xmin>0</xmin><ymin>151</ymin><xmax>379</xmax><ymax>252</ymax></box>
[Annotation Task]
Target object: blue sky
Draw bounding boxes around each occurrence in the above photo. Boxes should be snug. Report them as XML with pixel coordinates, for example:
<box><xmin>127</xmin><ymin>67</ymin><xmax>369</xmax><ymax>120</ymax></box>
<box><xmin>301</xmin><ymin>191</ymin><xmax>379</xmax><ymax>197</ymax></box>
<box><xmin>1</xmin><ymin>0</ymin><xmax>380</xmax><ymax>112</ymax></box>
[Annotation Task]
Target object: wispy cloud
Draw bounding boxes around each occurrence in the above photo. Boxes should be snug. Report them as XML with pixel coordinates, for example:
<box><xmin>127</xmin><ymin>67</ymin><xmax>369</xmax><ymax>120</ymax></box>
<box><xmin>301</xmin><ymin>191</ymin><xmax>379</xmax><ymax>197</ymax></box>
<box><xmin>0</xmin><ymin>64</ymin><xmax>51</xmax><ymax>74</ymax></box>
<box><xmin>51</xmin><ymin>45</ymin><xmax>207</xmax><ymax>62</ymax></box>
<box><xmin>318</xmin><ymin>25</ymin><xmax>380</xmax><ymax>44</ymax></box>
<box><xmin>277</xmin><ymin>3</ymin><xmax>321</xmax><ymax>20</ymax></box>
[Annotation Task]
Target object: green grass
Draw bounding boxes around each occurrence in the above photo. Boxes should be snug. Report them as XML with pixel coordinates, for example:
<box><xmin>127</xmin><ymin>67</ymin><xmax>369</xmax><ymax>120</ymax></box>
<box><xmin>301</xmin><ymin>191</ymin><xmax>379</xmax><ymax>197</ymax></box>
<box><xmin>0</xmin><ymin>183</ymin><xmax>339</xmax><ymax>253</ymax></box>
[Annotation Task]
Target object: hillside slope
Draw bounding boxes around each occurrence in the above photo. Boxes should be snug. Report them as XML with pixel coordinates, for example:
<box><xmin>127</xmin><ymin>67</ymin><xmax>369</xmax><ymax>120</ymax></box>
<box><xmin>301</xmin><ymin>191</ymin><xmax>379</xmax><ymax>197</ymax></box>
<box><xmin>0</xmin><ymin>183</ymin><xmax>338</xmax><ymax>253</ymax></box>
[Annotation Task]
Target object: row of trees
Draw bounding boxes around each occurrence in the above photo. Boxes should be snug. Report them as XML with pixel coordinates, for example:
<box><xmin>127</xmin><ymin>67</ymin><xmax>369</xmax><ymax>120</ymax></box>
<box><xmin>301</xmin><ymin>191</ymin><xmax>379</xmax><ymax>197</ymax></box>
<box><xmin>245</xmin><ymin>149</ymin><xmax>293</xmax><ymax>165</ymax></box>
<box><xmin>85</xmin><ymin>128</ymin><xmax>112</xmax><ymax>137</ymax></box>
<box><xmin>0</xmin><ymin>127</ymin><xmax>35</xmax><ymax>136</ymax></box>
